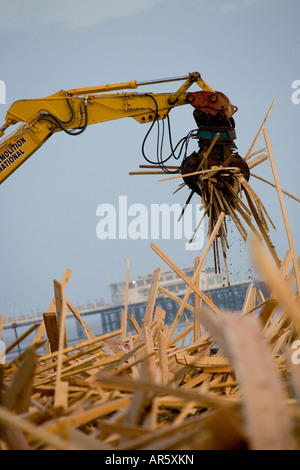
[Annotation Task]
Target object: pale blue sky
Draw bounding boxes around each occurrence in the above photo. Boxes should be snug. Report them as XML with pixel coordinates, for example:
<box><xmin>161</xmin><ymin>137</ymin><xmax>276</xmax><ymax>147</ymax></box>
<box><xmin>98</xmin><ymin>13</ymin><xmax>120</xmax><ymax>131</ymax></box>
<box><xmin>0</xmin><ymin>0</ymin><xmax>299</xmax><ymax>316</ymax></box>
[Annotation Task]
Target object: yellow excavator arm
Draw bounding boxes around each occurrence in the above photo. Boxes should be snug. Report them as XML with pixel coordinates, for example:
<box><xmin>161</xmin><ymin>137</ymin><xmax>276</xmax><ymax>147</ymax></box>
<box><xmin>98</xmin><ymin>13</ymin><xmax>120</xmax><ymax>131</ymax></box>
<box><xmin>0</xmin><ymin>72</ymin><xmax>214</xmax><ymax>184</ymax></box>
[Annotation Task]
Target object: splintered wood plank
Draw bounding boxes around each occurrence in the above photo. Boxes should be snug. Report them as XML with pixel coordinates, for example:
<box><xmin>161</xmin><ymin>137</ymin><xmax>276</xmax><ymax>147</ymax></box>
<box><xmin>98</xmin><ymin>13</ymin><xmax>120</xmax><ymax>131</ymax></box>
<box><xmin>158</xmin><ymin>287</ymin><xmax>194</xmax><ymax>314</ymax></box>
<box><xmin>181</xmin><ymin>372</ymin><xmax>211</xmax><ymax>390</ymax></box>
<box><xmin>123</xmin><ymin>386</ymin><xmax>147</xmax><ymax>429</ymax></box>
<box><xmin>199</xmin><ymin>308</ymin><xmax>294</xmax><ymax>450</ymax></box>
<box><xmin>3</xmin><ymin>348</ymin><xmax>36</xmax><ymax>414</ymax></box>
<box><xmin>259</xmin><ymin>299</ymin><xmax>279</xmax><ymax>328</ymax></box>
<box><xmin>152</xmin><ymin>306</ymin><xmax>166</xmax><ymax>343</ymax></box>
<box><xmin>181</xmin><ymin>315</ymin><xmax>189</xmax><ymax>348</ymax></box>
<box><xmin>248</xmin><ymin>147</ymin><xmax>267</xmax><ymax>159</ymax></box>
<box><xmin>34</xmin><ymin>343</ymin><xmax>103</xmax><ymax>378</ymax></box>
<box><xmin>224</xmin><ymin>314</ymin><xmax>294</xmax><ymax>450</ymax></box>
<box><xmin>285</xmin><ymin>255</ymin><xmax>300</xmax><ymax>289</ymax></box>
<box><xmin>130</xmin><ymin>314</ymin><xmax>141</xmax><ymax>334</ymax></box>
<box><xmin>32</xmin><ymin>269</ymin><xmax>72</xmax><ymax>345</ymax></box>
<box><xmin>252</xmin><ymin>237</ymin><xmax>300</xmax><ymax>336</ymax></box>
<box><xmin>1</xmin><ymin>426</ymin><xmax>31</xmax><ymax>450</ymax></box>
<box><xmin>36</xmin><ymin>351</ymin><xmax>121</xmax><ymax>387</ymax></box>
<box><xmin>54</xmin><ymin>380</ymin><xmax>69</xmax><ymax>410</ymax></box>
<box><xmin>118</xmin><ymin>413</ymin><xmax>214</xmax><ymax>451</ymax></box>
<box><xmin>118</xmin><ymin>340</ymin><xmax>143</xmax><ymax>379</ymax></box>
<box><xmin>54</xmin><ymin>279</ymin><xmax>67</xmax><ymax>348</ymax></box>
<box><xmin>140</xmin><ymin>326</ymin><xmax>156</xmax><ymax>381</ymax></box>
<box><xmin>168</xmin><ymin>324</ymin><xmax>194</xmax><ymax>347</ymax></box>
<box><xmin>143</xmin><ymin>268</ymin><xmax>162</xmax><ymax>326</ymax></box>
<box><xmin>264</xmin><ymin>128</ymin><xmax>300</xmax><ymax>297</ymax></box>
<box><xmin>250</xmin><ymin>172</ymin><xmax>300</xmax><ymax>203</ymax></box>
<box><xmin>175</xmin><ymin>353</ymin><xmax>232</xmax><ymax>372</ymax></box>
<box><xmin>193</xmin><ymin>256</ymin><xmax>200</xmax><ymax>342</ymax></box>
<box><xmin>247</xmin><ymin>154</ymin><xmax>268</xmax><ymax>169</ymax></box>
<box><xmin>244</xmin><ymin>96</ymin><xmax>277</xmax><ymax>161</ymax></box>
<box><xmin>43</xmin><ymin>396</ymin><xmax>131</xmax><ymax>433</ymax></box>
<box><xmin>154</xmin><ymin>306</ymin><xmax>166</xmax><ymax>325</ymax></box>
<box><xmin>151</xmin><ymin>224</ymin><xmax>224</xmax><ymax>326</ymax></box>
<box><xmin>241</xmin><ymin>181</ymin><xmax>281</xmax><ymax>269</ymax></box>
<box><xmin>239</xmin><ymin>176</ymin><xmax>274</xmax><ymax>231</ymax></box>
<box><xmin>167</xmin><ymin>212</ymin><xmax>225</xmax><ymax>343</ymax></box>
<box><xmin>37</xmin><ymin>329</ymin><xmax>122</xmax><ymax>366</ymax></box>
<box><xmin>234</xmin><ymin>201</ymin><xmax>263</xmax><ymax>242</ymax></box>
<box><xmin>217</xmin><ymin>189</ymin><xmax>248</xmax><ymax>241</ymax></box>
<box><xmin>122</xmin><ymin>326</ymin><xmax>157</xmax><ymax>430</ymax></box>
<box><xmin>114</xmin><ymin>348</ymin><xmax>153</xmax><ymax>378</ymax></box>
<box><xmin>49</xmin><ymin>269</ymin><xmax>72</xmax><ymax>311</ymax></box>
<box><xmin>189</xmin><ymin>204</ymin><xmax>210</xmax><ymax>245</ymax></box>
<box><xmin>5</xmin><ymin>322</ymin><xmax>41</xmax><ymax>355</ymax></box>
<box><xmin>98</xmin><ymin>374</ymin><xmax>229</xmax><ymax>411</ymax></box>
<box><xmin>241</xmin><ymin>283</ymin><xmax>256</xmax><ymax>316</ymax></box>
<box><xmin>158</xmin><ymin>329</ymin><xmax>168</xmax><ymax>384</ymax></box>
<box><xmin>223</xmin><ymin>179</ymin><xmax>251</xmax><ymax>216</ymax></box>
<box><xmin>66</xmin><ymin>427</ymin><xmax>112</xmax><ymax>450</ymax></box>
<box><xmin>54</xmin><ymin>291</ymin><xmax>68</xmax><ymax>409</ymax></box>
<box><xmin>66</xmin><ymin>298</ymin><xmax>95</xmax><ymax>340</ymax></box>
<box><xmin>256</xmin><ymin>194</ymin><xmax>276</xmax><ymax>231</ymax></box>
<box><xmin>120</xmin><ymin>310</ymin><xmax>127</xmax><ymax>341</ymax></box>
<box><xmin>43</xmin><ymin>312</ymin><xmax>59</xmax><ymax>353</ymax></box>
<box><xmin>0</xmin><ymin>405</ymin><xmax>77</xmax><ymax>450</ymax></box>
<box><xmin>121</xmin><ymin>259</ymin><xmax>130</xmax><ymax>341</ymax></box>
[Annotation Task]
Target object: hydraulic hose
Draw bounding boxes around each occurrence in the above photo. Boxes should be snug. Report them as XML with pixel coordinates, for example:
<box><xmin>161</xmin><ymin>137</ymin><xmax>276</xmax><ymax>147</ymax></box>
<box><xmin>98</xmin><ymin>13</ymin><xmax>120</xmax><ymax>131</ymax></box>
<box><xmin>37</xmin><ymin>96</ymin><xmax>88</xmax><ymax>136</ymax></box>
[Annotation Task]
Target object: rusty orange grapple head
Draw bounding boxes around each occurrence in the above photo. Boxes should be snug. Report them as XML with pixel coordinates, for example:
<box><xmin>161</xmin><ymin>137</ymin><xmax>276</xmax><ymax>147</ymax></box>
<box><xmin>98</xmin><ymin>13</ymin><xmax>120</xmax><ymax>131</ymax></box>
<box><xmin>187</xmin><ymin>91</ymin><xmax>238</xmax><ymax>120</ymax></box>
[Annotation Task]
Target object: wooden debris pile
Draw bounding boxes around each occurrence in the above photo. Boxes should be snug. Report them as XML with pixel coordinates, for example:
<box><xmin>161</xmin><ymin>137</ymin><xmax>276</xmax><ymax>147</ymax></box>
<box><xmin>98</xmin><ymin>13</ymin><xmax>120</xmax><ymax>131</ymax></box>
<box><xmin>0</xmin><ymin>234</ymin><xmax>300</xmax><ymax>451</ymax></box>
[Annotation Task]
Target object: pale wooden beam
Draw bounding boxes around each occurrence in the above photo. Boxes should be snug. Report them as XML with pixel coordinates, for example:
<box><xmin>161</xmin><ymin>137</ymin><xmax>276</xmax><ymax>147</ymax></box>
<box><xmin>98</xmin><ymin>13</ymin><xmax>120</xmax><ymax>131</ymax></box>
<box><xmin>250</xmin><ymin>172</ymin><xmax>300</xmax><ymax>204</ymax></box>
<box><xmin>263</xmin><ymin>127</ymin><xmax>300</xmax><ymax>297</ymax></box>
<box><xmin>121</xmin><ymin>259</ymin><xmax>130</xmax><ymax>341</ymax></box>
<box><xmin>244</xmin><ymin>97</ymin><xmax>277</xmax><ymax>161</ymax></box>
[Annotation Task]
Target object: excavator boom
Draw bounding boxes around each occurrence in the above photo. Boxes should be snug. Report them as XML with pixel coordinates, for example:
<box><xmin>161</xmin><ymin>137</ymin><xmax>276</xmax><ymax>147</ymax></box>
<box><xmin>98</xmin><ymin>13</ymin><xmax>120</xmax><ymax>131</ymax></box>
<box><xmin>0</xmin><ymin>72</ymin><xmax>213</xmax><ymax>184</ymax></box>
<box><xmin>0</xmin><ymin>71</ymin><xmax>255</xmax><ymax>281</ymax></box>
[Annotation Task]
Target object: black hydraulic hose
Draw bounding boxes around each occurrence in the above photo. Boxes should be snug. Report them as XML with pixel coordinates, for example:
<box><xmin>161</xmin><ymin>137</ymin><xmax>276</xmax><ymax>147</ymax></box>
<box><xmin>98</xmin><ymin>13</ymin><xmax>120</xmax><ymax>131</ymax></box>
<box><xmin>141</xmin><ymin>93</ymin><xmax>199</xmax><ymax>173</ymax></box>
<box><xmin>141</xmin><ymin>94</ymin><xmax>161</xmax><ymax>165</ymax></box>
<box><xmin>37</xmin><ymin>96</ymin><xmax>88</xmax><ymax>136</ymax></box>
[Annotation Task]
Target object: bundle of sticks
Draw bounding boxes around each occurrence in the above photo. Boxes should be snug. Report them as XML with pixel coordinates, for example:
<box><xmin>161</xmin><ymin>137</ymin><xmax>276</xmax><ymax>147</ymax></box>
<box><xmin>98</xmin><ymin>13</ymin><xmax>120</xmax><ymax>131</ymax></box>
<box><xmin>130</xmin><ymin>98</ymin><xmax>300</xmax><ymax>286</ymax></box>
